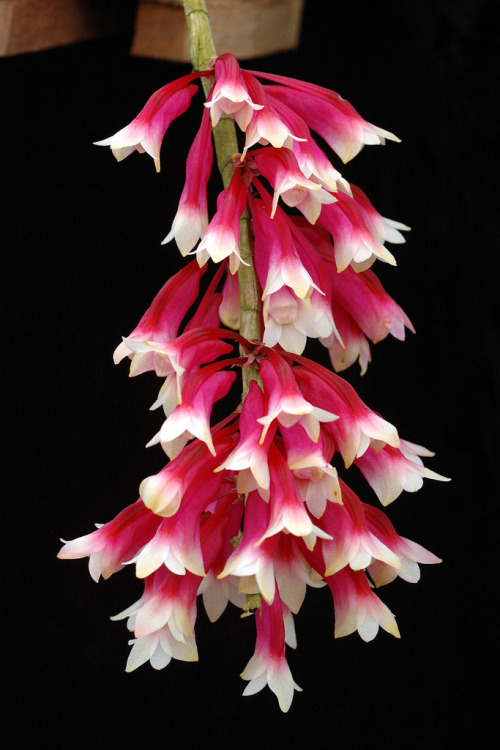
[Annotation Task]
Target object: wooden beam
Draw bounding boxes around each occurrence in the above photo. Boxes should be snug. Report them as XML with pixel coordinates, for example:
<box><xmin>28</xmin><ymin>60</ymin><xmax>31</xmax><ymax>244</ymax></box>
<box><xmin>130</xmin><ymin>0</ymin><xmax>305</xmax><ymax>61</ymax></box>
<box><xmin>0</xmin><ymin>0</ymin><xmax>134</xmax><ymax>57</ymax></box>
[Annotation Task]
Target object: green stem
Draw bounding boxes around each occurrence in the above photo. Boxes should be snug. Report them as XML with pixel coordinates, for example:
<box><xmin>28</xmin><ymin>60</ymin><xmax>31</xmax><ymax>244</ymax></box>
<box><xmin>182</xmin><ymin>0</ymin><xmax>262</xmax><ymax>396</ymax></box>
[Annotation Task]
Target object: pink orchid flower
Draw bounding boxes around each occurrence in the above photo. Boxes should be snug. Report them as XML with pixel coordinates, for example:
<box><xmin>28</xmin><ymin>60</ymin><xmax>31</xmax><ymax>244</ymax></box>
<box><xmin>147</xmin><ymin>366</ymin><xmax>237</xmax><ymax>458</ymax></box>
<box><xmin>58</xmin><ymin>499</ymin><xmax>161</xmax><ymax>581</ymax></box>
<box><xmin>319</xmin><ymin>191</ymin><xmax>398</xmax><ymax>271</ymax></box>
<box><xmin>138</xmin><ymin>427</ymin><xmax>236</xmax><ymax>519</ymax></box>
<box><xmin>162</xmin><ymin>107</ymin><xmax>213</xmax><ymax>254</ymax></box>
<box><xmin>318</xmin><ymin>480</ymin><xmax>402</xmax><ymax>576</ymax></box>
<box><xmin>257</xmin><ymin>355</ymin><xmax>339</xmax><ymax>443</ymax></box>
<box><xmin>363</xmin><ymin>503</ymin><xmax>442</xmax><ymax>586</ymax></box>
<box><xmin>95</xmin><ymin>72</ymin><xmax>204</xmax><ymax>171</ymax></box>
<box><xmin>321</xmin><ymin>300</ymin><xmax>372</xmax><ymax>375</ymax></box>
<box><xmin>241</xmin><ymin>595</ymin><xmax>302</xmax><ymax>712</ymax></box>
<box><xmin>194</xmin><ymin>168</ymin><xmax>249</xmax><ymax>273</ymax></box>
<box><xmin>294</xmin><ymin>364</ymin><xmax>400</xmax><ymax>466</ymax></box>
<box><xmin>327</xmin><ymin>566</ymin><xmax>401</xmax><ymax>641</ymax></box>
<box><xmin>250</xmin><ymin>71</ymin><xmax>400</xmax><ymax>163</ymax></box>
<box><xmin>253</xmin><ymin>147</ymin><xmax>336</xmax><ymax>224</ymax></box>
<box><xmin>251</xmin><ymin>197</ymin><xmax>323</xmax><ymax>300</ymax></box>
<box><xmin>204</xmin><ymin>53</ymin><xmax>263</xmax><ymax>129</ymax></box>
<box><xmin>113</xmin><ymin>565</ymin><xmax>201</xmax><ymax>640</ymax></box>
<box><xmin>215</xmin><ymin>380</ymin><xmax>276</xmax><ymax>492</ymax></box>
<box><xmin>355</xmin><ymin>438</ymin><xmax>450</xmax><ymax>506</ymax></box>
<box><xmin>240</xmin><ymin>70</ymin><xmax>303</xmax><ymax>155</ymax></box>
<box><xmin>328</xmin><ymin>264</ymin><xmax>415</xmax><ymax>344</ymax></box>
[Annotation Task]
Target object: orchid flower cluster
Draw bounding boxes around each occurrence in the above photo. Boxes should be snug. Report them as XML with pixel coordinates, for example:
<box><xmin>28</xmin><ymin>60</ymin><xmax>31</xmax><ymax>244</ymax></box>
<box><xmin>59</xmin><ymin>53</ymin><xmax>447</xmax><ymax>712</ymax></box>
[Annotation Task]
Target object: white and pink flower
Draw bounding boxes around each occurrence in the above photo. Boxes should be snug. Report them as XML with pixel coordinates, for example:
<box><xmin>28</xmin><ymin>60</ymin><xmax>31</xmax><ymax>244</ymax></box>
<box><xmin>95</xmin><ymin>73</ymin><xmax>202</xmax><ymax>171</ymax></box>
<box><xmin>241</xmin><ymin>596</ymin><xmax>302</xmax><ymax>712</ymax></box>
<box><xmin>162</xmin><ymin>107</ymin><xmax>213</xmax><ymax>254</ymax></box>
<box><xmin>60</xmin><ymin>51</ymin><xmax>447</xmax><ymax>713</ymax></box>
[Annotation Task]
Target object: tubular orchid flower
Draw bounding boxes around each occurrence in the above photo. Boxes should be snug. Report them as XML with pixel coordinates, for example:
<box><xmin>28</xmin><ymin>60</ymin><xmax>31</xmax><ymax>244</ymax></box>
<box><xmin>114</xmin><ymin>566</ymin><xmax>202</xmax><ymax>641</ymax></box>
<box><xmin>252</xmin><ymin>72</ymin><xmax>400</xmax><ymax>162</ymax></box>
<box><xmin>263</xmin><ymin>93</ymin><xmax>349</xmax><ymax>193</ymax></box>
<box><xmin>95</xmin><ymin>73</ymin><xmax>204</xmax><ymax>171</ymax></box>
<box><xmin>58</xmin><ymin>500</ymin><xmax>161</xmax><ymax>581</ymax></box>
<box><xmin>319</xmin><ymin>191</ymin><xmax>398</xmax><ymax>271</ymax></box>
<box><xmin>293</xmin><ymin>364</ymin><xmax>400</xmax><ymax>466</ymax></box>
<box><xmin>253</xmin><ymin>147</ymin><xmax>336</xmax><ymax>223</ymax></box>
<box><xmin>251</xmin><ymin>198</ymin><xmax>324</xmax><ymax>301</ymax></box>
<box><xmin>113</xmin><ymin>260</ymin><xmax>206</xmax><ymax>368</ymax></box>
<box><xmin>328</xmin><ymin>264</ymin><xmax>415</xmax><ymax>344</ymax></box>
<box><xmin>281</xmin><ymin>423</ymin><xmax>341</xmax><ymax>518</ymax></box>
<box><xmin>241</xmin><ymin>596</ymin><xmax>302</xmax><ymax>712</ymax></box>
<box><xmin>321</xmin><ymin>301</ymin><xmax>372</xmax><ymax>375</ymax></box>
<box><xmin>147</xmin><ymin>366</ymin><xmax>237</xmax><ymax>458</ymax></box>
<box><xmin>194</xmin><ymin>169</ymin><xmax>249</xmax><ymax>273</ymax></box>
<box><xmin>122</xmin><ymin>621</ymin><xmax>199</xmax><ymax>673</ymax></box>
<box><xmin>257</xmin><ymin>355</ymin><xmax>339</xmax><ymax>443</ymax></box>
<box><xmin>318</xmin><ymin>480</ymin><xmax>402</xmax><ymax>576</ymax></box>
<box><xmin>350</xmin><ymin>184</ymin><xmax>410</xmax><ymax>245</ymax></box>
<box><xmin>204</xmin><ymin>53</ymin><xmax>263</xmax><ymax>129</ymax></box>
<box><xmin>262</xmin><ymin>285</ymin><xmax>336</xmax><ymax>355</ymax></box>
<box><xmin>363</xmin><ymin>503</ymin><xmax>442</xmax><ymax>586</ymax></box>
<box><xmin>138</xmin><ymin>428</ymin><xmax>237</xmax><ymax>518</ymax></box>
<box><xmin>215</xmin><ymin>379</ymin><xmax>276</xmax><ymax>492</ymax></box>
<box><xmin>162</xmin><ymin>107</ymin><xmax>213</xmax><ymax>254</ymax></box>
<box><xmin>240</xmin><ymin>70</ymin><xmax>304</xmax><ymax>154</ymax></box>
<box><xmin>327</xmin><ymin>566</ymin><xmax>401</xmax><ymax>642</ymax></box>
<box><xmin>355</xmin><ymin>439</ymin><xmax>450</xmax><ymax>506</ymax></box>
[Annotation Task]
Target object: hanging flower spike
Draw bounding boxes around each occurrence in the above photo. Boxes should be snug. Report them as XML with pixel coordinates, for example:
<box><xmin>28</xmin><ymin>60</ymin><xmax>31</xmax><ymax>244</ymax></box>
<box><xmin>162</xmin><ymin>106</ymin><xmax>213</xmax><ymax>254</ymax></box>
<box><xmin>204</xmin><ymin>53</ymin><xmax>263</xmax><ymax>129</ymax></box>
<box><xmin>95</xmin><ymin>72</ymin><xmax>205</xmax><ymax>171</ymax></box>
<box><xmin>241</xmin><ymin>595</ymin><xmax>302</xmax><ymax>712</ymax></box>
<box><xmin>60</xmin><ymin>17</ymin><xmax>447</xmax><ymax>710</ymax></box>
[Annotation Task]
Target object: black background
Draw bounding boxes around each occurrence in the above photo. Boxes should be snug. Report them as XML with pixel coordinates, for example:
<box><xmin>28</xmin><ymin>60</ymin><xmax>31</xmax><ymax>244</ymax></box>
<box><xmin>3</xmin><ymin>0</ymin><xmax>497</xmax><ymax>746</ymax></box>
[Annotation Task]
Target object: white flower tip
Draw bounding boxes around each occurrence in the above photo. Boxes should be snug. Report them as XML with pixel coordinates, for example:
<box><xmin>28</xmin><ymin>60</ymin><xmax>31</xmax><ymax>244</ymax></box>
<box><xmin>161</xmin><ymin>231</ymin><xmax>174</xmax><ymax>246</ymax></box>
